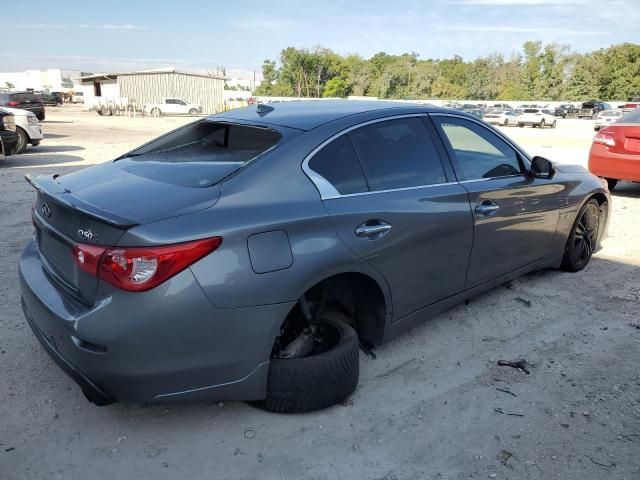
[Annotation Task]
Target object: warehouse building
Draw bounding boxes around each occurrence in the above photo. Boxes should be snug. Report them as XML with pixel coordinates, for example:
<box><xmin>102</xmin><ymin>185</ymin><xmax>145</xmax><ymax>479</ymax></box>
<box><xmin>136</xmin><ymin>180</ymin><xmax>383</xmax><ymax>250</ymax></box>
<box><xmin>79</xmin><ymin>68</ymin><xmax>226</xmax><ymax>114</ymax></box>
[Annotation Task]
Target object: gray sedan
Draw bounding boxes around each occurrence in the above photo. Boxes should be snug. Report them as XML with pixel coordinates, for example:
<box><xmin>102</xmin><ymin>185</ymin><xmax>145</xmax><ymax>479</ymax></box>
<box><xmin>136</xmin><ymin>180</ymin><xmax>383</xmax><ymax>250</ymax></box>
<box><xmin>19</xmin><ymin>101</ymin><xmax>610</xmax><ymax>413</ymax></box>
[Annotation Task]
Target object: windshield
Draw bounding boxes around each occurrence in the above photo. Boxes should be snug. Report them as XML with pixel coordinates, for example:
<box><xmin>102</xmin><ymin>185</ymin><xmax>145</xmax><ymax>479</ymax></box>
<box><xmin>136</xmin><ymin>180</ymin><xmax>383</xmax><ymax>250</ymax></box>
<box><xmin>118</xmin><ymin>121</ymin><xmax>282</xmax><ymax>187</ymax></box>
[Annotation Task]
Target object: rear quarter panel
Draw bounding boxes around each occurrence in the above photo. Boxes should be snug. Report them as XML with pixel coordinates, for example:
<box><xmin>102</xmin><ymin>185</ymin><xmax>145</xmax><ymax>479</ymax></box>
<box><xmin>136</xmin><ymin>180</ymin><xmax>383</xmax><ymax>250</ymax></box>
<box><xmin>118</xmin><ymin>122</ymin><xmax>394</xmax><ymax>311</ymax></box>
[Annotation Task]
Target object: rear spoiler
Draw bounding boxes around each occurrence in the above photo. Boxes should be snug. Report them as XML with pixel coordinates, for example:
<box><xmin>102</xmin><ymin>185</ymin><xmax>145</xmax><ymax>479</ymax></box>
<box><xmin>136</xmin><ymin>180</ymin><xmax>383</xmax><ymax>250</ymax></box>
<box><xmin>25</xmin><ymin>174</ymin><xmax>139</xmax><ymax>229</ymax></box>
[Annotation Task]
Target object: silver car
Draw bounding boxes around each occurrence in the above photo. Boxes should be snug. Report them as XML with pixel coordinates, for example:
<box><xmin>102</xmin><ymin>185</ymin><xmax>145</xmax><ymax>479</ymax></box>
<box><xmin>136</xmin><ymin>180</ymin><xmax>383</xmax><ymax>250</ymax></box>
<box><xmin>19</xmin><ymin>101</ymin><xmax>610</xmax><ymax>413</ymax></box>
<box><xmin>594</xmin><ymin>109</ymin><xmax>624</xmax><ymax>131</ymax></box>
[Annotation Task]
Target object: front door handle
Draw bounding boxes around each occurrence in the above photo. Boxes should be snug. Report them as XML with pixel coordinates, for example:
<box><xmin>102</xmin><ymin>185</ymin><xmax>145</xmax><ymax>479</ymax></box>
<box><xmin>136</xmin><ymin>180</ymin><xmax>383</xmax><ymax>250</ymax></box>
<box><xmin>475</xmin><ymin>201</ymin><xmax>500</xmax><ymax>217</ymax></box>
<box><xmin>355</xmin><ymin>221</ymin><xmax>392</xmax><ymax>240</ymax></box>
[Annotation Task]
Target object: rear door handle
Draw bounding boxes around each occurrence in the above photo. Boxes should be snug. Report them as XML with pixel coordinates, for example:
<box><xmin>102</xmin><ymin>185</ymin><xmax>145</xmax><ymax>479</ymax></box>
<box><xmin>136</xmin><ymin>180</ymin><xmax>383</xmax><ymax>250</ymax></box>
<box><xmin>355</xmin><ymin>221</ymin><xmax>392</xmax><ymax>240</ymax></box>
<box><xmin>475</xmin><ymin>201</ymin><xmax>500</xmax><ymax>217</ymax></box>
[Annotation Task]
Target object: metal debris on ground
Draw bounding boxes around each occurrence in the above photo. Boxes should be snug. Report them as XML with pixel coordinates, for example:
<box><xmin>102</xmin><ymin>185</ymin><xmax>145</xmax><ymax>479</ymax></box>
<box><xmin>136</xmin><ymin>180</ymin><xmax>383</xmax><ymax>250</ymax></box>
<box><xmin>359</xmin><ymin>341</ymin><xmax>376</xmax><ymax>359</ymax></box>
<box><xmin>494</xmin><ymin>407</ymin><xmax>524</xmax><ymax>417</ymax></box>
<box><xmin>586</xmin><ymin>455</ymin><xmax>615</xmax><ymax>468</ymax></box>
<box><xmin>514</xmin><ymin>297</ymin><xmax>532</xmax><ymax>307</ymax></box>
<box><xmin>495</xmin><ymin>387</ymin><xmax>517</xmax><ymax>397</ymax></box>
<box><xmin>497</xmin><ymin>359</ymin><xmax>530</xmax><ymax>374</ymax></box>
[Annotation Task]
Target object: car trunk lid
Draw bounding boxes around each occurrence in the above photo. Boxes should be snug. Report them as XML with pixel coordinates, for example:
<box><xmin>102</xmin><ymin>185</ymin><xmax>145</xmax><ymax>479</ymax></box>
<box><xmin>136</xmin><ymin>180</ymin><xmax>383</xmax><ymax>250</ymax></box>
<box><xmin>604</xmin><ymin>125</ymin><xmax>640</xmax><ymax>155</ymax></box>
<box><xmin>27</xmin><ymin>167</ymin><xmax>221</xmax><ymax>305</ymax></box>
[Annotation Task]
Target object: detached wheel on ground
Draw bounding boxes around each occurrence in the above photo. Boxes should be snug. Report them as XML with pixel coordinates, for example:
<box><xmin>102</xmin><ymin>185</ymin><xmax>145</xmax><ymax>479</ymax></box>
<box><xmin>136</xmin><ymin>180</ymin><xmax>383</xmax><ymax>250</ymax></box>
<box><xmin>561</xmin><ymin>199</ymin><xmax>600</xmax><ymax>272</ymax></box>
<box><xmin>257</xmin><ymin>316</ymin><xmax>359</xmax><ymax>413</ymax></box>
<box><xmin>16</xmin><ymin>127</ymin><xmax>29</xmax><ymax>154</ymax></box>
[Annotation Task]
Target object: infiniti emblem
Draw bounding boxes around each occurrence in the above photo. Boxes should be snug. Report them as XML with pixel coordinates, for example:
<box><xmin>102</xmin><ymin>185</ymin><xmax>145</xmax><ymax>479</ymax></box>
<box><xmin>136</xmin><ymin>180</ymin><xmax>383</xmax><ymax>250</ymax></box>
<box><xmin>41</xmin><ymin>203</ymin><xmax>52</xmax><ymax>218</ymax></box>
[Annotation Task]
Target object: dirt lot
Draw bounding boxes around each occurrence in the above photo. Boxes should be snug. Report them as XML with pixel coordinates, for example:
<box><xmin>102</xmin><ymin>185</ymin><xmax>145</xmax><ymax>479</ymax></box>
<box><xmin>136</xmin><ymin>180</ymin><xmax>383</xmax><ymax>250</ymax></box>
<box><xmin>1</xmin><ymin>106</ymin><xmax>639</xmax><ymax>480</ymax></box>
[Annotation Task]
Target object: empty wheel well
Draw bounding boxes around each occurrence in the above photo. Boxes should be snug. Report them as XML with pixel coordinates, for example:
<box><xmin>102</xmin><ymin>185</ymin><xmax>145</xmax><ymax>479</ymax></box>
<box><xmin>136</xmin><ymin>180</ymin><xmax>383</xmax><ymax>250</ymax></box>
<box><xmin>275</xmin><ymin>273</ymin><xmax>387</xmax><ymax>354</ymax></box>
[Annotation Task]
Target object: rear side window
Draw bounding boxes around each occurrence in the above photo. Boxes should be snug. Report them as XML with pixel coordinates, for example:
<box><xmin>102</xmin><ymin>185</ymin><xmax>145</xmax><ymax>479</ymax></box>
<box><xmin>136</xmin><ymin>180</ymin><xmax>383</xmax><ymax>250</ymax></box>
<box><xmin>308</xmin><ymin>135</ymin><xmax>367</xmax><ymax>195</ymax></box>
<box><xmin>350</xmin><ymin>117</ymin><xmax>446</xmax><ymax>191</ymax></box>
<box><xmin>433</xmin><ymin>116</ymin><xmax>522</xmax><ymax>181</ymax></box>
<box><xmin>119</xmin><ymin>121</ymin><xmax>281</xmax><ymax>187</ymax></box>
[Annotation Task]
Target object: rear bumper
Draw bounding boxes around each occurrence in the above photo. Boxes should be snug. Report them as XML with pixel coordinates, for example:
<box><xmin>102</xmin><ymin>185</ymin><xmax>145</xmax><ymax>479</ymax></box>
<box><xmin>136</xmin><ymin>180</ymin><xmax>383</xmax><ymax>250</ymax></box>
<box><xmin>22</xmin><ymin>298</ymin><xmax>114</xmax><ymax>405</ymax></box>
<box><xmin>24</xmin><ymin>123</ymin><xmax>43</xmax><ymax>142</ymax></box>
<box><xmin>588</xmin><ymin>144</ymin><xmax>640</xmax><ymax>182</ymax></box>
<box><xmin>19</xmin><ymin>239</ymin><xmax>294</xmax><ymax>404</ymax></box>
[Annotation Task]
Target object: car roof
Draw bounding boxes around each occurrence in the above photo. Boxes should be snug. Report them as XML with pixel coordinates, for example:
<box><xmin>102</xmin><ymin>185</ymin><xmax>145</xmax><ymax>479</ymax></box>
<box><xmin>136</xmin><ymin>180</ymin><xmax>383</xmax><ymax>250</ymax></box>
<box><xmin>212</xmin><ymin>100</ymin><xmax>448</xmax><ymax>131</ymax></box>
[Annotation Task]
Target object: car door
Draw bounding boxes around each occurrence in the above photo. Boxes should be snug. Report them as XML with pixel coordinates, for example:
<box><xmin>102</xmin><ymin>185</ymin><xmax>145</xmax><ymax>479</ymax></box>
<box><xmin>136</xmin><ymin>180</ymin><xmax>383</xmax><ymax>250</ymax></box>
<box><xmin>174</xmin><ymin>99</ymin><xmax>187</xmax><ymax>114</ymax></box>
<box><xmin>164</xmin><ymin>99</ymin><xmax>178</xmax><ymax>114</ymax></box>
<box><xmin>431</xmin><ymin>114</ymin><xmax>560</xmax><ymax>288</ymax></box>
<box><xmin>305</xmin><ymin>115</ymin><xmax>474</xmax><ymax>320</ymax></box>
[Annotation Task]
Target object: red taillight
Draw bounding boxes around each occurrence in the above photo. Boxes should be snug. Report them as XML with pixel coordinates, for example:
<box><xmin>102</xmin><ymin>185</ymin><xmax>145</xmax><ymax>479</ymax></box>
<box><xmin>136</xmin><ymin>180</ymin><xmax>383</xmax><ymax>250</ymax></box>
<box><xmin>7</xmin><ymin>101</ymin><xmax>19</xmax><ymax>106</ymax></box>
<box><xmin>72</xmin><ymin>237</ymin><xmax>222</xmax><ymax>292</ymax></box>
<box><xmin>594</xmin><ymin>131</ymin><xmax>616</xmax><ymax>148</ymax></box>
<box><xmin>72</xmin><ymin>244</ymin><xmax>107</xmax><ymax>276</ymax></box>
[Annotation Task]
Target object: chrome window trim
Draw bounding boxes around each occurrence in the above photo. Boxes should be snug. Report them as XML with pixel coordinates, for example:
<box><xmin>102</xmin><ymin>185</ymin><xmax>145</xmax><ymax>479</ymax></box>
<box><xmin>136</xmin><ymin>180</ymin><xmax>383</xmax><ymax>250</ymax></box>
<box><xmin>302</xmin><ymin>112</ymin><xmax>533</xmax><ymax>200</ymax></box>
<box><xmin>331</xmin><ymin>181</ymin><xmax>459</xmax><ymax>199</ymax></box>
<box><xmin>302</xmin><ymin>113</ymin><xmax>448</xmax><ymax>200</ymax></box>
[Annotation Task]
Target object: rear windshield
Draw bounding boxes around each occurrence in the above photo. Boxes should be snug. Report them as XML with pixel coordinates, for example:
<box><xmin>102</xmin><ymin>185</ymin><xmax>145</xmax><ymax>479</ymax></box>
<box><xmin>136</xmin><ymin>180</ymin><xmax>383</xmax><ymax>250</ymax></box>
<box><xmin>11</xmin><ymin>93</ymin><xmax>39</xmax><ymax>103</ymax></box>
<box><xmin>618</xmin><ymin>108</ymin><xmax>640</xmax><ymax>124</ymax></box>
<box><xmin>118</xmin><ymin>121</ymin><xmax>281</xmax><ymax>187</ymax></box>
<box><xmin>524</xmin><ymin>109</ymin><xmax>539</xmax><ymax>113</ymax></box>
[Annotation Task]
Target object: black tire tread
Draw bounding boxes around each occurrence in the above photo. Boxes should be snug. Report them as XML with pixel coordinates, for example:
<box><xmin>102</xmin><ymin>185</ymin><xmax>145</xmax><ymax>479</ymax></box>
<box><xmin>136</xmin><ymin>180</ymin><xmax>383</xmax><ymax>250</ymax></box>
<box><xmin>259</xmin><ymin>318</ymin><xmax>359</xmax><ymax>413</ymax></box>
<box><xmin>560</xmin><ymin>199</ymin><xmax>600</xmax><ymax>272</ymax></box>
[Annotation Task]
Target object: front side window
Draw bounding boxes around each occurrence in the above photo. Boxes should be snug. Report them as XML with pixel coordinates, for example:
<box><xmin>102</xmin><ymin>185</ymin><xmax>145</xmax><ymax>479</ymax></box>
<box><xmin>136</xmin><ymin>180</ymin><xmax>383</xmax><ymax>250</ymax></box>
<box><xmin>433</xmin><ymin>116</ymin><xmax>522</xmax><ymax>181</ymax></box>
<box><xmin>350</xmin><ymin>117</ymin><xmax>446</xmax><ymax>191</ymax></box>
<box><xmin>308</xmin><ymin>135</ymin><xmax>367</xmax><ymax>195</ymax></box>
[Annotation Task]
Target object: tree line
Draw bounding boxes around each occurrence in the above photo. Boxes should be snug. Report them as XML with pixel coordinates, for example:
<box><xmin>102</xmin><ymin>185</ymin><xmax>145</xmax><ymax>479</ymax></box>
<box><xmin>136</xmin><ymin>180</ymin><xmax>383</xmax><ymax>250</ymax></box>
<box><xmin>254</xmin><ymin>42</ymin><xmax>640</xmax><ymax>101</ymax></box>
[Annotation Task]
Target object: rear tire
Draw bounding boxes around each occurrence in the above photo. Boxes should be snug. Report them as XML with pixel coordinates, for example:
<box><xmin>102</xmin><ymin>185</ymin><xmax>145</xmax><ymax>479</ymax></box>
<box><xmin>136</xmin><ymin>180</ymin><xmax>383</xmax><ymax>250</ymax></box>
<box><xmin>561</xmin><ymin>199</ymin><xmax>600</xmax><ymax>272</ymax></box>
<box><xmin>540</xmin><ymin>119</ymin><xmax>546</xmax><ymax>128</ymax></box>
<box><xmin>605</xmin><ymin>178</ymin><xmax>618</xmax><ymax>191</ymax></box>
<box><xmin>503</xmin><ymin>119</ymin><xmax>508</xmax><ymax>126</ymax></box>
<box><xmin>551</xmin><ymin>120</ymin><xmax>557</xmax><ymax>128</ymax></box>
<box><xmin>16</xmin><ymin>127</ymin><xmax>29</xmax><ymax>154</ymax></box>
<box><xmin>189</xmin><ymin>108</ymin><xmax>199</xmax><ymax>116</ymax></box>
<box><xmin>151</xmin><ymin>108</ymin><xmax>161</xmax><ymax>117</ymax></box>
<box><xmin>518</xmin><ymin>123</ymin><xmax>524</xmax><ymax>128</ymax></box>
<box><xmin>255</xmin><ymin>317</ymin><xmax>359</xmax><ymax>413</ymax></box>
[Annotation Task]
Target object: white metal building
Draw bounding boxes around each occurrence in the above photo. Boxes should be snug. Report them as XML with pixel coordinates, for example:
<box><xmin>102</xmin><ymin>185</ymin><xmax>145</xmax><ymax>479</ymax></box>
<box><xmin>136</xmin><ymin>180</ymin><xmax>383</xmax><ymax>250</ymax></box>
<box><xmin>0</xmin><ymin>69</ymin><xmax>86</xmax><ymax>92</ymax></box>
<box><xmin>79</xmin><ymin>68</ymin><xmax>226</xmax><ymax>114</ymax></box>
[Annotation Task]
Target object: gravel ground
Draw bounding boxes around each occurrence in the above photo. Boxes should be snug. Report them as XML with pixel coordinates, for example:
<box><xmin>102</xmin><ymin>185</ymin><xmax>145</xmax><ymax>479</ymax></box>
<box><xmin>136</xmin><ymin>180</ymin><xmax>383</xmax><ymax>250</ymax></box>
<box><xmin>1</xmin><ymin>107</ymin><xmax>639</xmax><ymax>480</ymax></box>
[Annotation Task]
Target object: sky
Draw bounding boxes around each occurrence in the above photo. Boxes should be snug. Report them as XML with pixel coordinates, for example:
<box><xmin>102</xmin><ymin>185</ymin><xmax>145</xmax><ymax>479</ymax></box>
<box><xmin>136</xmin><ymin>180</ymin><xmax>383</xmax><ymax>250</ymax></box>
<box><xmin>2</xmin><ymin>0</ymin><xmax>639</xmax><ymax>79</ymax></box>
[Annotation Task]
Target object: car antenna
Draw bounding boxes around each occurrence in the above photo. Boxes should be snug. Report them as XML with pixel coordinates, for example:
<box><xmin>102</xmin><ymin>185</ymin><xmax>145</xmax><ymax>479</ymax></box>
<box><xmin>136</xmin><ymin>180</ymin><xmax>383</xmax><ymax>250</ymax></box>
<box><xmin>256</xmin><ymin>104</ymin><xmax>274</xmax><ymax>116</ymax></box>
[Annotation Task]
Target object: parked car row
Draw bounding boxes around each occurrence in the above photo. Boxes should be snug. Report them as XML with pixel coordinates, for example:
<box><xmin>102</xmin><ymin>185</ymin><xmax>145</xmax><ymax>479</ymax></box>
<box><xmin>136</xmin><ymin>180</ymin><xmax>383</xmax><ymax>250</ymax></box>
<box><xmin>483</xmin><ymin>108</ymin><xmax>556</xmax><ymax>128</ymax></box>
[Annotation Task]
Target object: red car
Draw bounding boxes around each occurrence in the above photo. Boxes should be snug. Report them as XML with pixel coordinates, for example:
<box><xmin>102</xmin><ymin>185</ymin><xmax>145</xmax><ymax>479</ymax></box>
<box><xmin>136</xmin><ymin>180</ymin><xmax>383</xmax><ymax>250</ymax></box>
<box><xmin>588</xmin><ymin>108</ymin><xmax>640</xmax><ymax>191</ymax></box>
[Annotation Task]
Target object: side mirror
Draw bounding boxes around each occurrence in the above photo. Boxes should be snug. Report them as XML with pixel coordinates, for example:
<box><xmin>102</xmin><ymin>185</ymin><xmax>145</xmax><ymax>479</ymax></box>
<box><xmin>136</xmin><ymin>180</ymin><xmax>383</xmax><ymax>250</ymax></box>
<box><xmin>530</xmin><ymin>156</ymin><xmax>555</xmax><ymax>179</ymax></box>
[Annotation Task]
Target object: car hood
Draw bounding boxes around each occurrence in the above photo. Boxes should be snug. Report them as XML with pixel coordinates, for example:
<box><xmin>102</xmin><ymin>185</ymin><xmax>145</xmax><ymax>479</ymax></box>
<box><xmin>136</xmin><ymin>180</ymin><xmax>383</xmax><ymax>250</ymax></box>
<box><xmin>0</xmin><ymin>107</ymin><xmax>33</xmax><ymax>117</ymax></box>
<box><xmin>33</xmin><ymin>160</ymin><xmax>222</xmax><ymax>226</ymax></box>
<box><xmin>555</xmin><ymin>164</ymin><xmax>588</xmax><ymax>174</ymax></box>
